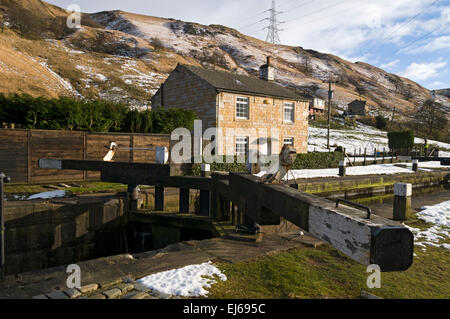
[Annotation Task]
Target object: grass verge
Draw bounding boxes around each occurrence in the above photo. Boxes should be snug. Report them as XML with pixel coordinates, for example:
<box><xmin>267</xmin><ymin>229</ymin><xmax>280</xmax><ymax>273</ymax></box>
<box><xmin>206</xmin><ymin>243</ymin><xmax>449</xmax><ymax>299</ymax></box>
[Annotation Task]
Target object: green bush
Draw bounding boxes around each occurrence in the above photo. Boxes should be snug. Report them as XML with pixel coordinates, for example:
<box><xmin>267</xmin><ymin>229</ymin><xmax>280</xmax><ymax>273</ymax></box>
<box><xmin>388</xmin><ymin>130</ymin><xmax>414</xmax><ymax>150</ymax></box>
<box><xmin>190</xmin><ymin>152</ymin><xmax>344</xmax><ymax>176</ymax></box>
<box><xmin>376</xmin><ymin>115</ymin><xmax>388</xmax><ymax>130</ymax></box>
<box><xmin>292</xmin><ymin>151</ymin><xmax>344</xmax><ymax>169</ymax></box>
<box><xmin>0</xmin><ymin>94</ymin><xmax>196</xmax><ymax>134</ymax></box>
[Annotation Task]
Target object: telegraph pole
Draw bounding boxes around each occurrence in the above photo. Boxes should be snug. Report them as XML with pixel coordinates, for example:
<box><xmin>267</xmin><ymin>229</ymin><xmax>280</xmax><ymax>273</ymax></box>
<box><xmin>323</xmin><ymin>79</ymin><xmax>339</xmax><ymax>149</ymax></box>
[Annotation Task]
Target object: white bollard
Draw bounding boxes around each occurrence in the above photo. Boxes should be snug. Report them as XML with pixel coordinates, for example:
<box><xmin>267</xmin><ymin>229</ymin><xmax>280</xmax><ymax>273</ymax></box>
<box><xmin>155</xmin><ymin>146</ymin><xmax>169</xmax><ymax>164</ymax></box>
<box><xmin>201</xmin><ymin>163</ymin><xmax>211</xmax><ymax>177</ymax></box>
<box><xmin>393</xmin><ymin>183</ymin><xmax>412</xmax><ymax>221</ymax></box>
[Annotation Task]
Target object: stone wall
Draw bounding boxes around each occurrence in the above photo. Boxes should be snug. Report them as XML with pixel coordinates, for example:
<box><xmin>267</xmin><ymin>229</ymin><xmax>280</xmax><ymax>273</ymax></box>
<box><xmin>151</xmin><ymin>65</ymin><xmax>218</xmax><ymax>130</ymax></box>
<box><xmin>217</xmin><ymin>92</ymin><xmax>309</xmax><ymax>155</ymax></box>
<box><xmin>4</xmin><ymin>196</ymin><xmax>126</xmax><ymax>275</ymax></box>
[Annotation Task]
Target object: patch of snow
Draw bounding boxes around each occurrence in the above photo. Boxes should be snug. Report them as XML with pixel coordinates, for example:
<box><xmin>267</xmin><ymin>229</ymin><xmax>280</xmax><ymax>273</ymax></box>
<box><xmin>136</xmin><ymin>261</ymin><xmax>227</xmax><ymax>297</ymax></box>
<box><xmin>27</xmin><ymin>190</ymin><xmax>67</xmax><ymax>200</ymax></box>
<box><xmin>403</xmin><ymin>200</ymin><xmax>450</xmax><ymax>251</ymax></box>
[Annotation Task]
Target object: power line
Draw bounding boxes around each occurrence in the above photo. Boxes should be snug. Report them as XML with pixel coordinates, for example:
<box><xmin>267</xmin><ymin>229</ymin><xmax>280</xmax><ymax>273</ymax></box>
<box><xmin>393</xmin><ymin>20</ymin><xmax>450</xmax><ymax>56</ymax></box>
<box><xmin>361</xmin><ymin>0</ymin><xmax>442</xmax><ymax>55</ymax></box>
<box><xmin>284</xmin><ymin>0</ymin><xmax>347</xmax><ymax>25</ymax></box>
<box><xmin>235</xmin><ymin>0</ymin><xmax>299</xmax><ymax>29</ymax></box>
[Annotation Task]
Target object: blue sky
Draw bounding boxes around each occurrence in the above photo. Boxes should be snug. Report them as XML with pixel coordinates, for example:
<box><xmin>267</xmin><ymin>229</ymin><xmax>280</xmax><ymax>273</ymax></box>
<box><xmin>46</xmin><ymin>0</ymin><xmax>450</xmax><ymax>90</ymax></box>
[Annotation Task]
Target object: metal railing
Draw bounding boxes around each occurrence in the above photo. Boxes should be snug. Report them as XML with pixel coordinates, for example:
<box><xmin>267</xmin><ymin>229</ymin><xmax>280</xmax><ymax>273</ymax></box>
<box><xmin>336</xmin><ymin>198</ymin><xmax>371</xmax><ymax>219</ymax></box>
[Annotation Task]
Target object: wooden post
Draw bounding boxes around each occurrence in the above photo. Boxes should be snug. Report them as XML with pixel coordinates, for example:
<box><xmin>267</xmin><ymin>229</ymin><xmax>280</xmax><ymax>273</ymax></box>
<box><xmin>382</xmin><ymin>148</ymin><xmax>385</xmax><ymax>164</ymax></box>
<box><xmin>155</xmin><ymin>186</ymin><xmax>164</xmax><ymax>211</ymax></box>
<box><xmin>339</xmin><ymin>160</ymin><xmax>346</xmax><ymax>177</ymax></box>
<box><xmin>179</xmin><ymin>188</ymin><xmax>190</xmax><ymax>214</ymax></box>
<box><xmin>27</xmin><ymin>129</ymin><xmax>31</xmax><ymax>184</ymax></box>
<box><xmin>393</xmin><ymin>183</ymin><xmax>412</xmax><ymax>221</ymax></box>
<box><xmin>199</xmin><ymin>190</ymin><xmax>210</xmax><ymax>216</ymax></box>
<box><xmin>364</xmin><ymin>148</ymin><xmax>367</xmax><ymax>166</ymax></box>
<box><xmin>374</xmin><ymin>148</ymin><xmax>377</xmax><ymax>163</ymax></box>
<box><xmin>83</xmin><ymin>132</ymin><xmax>87</xmax><ymax>181</ymax></box>
<box><xmin>412</xmin><ymin>159</ymin><xmax>418</xmax><ymax>172</ymax></box>
<box><xmin>353</xmin><ymin>149</ymin><xmax>356</xmax><ymax>165</ymax></box>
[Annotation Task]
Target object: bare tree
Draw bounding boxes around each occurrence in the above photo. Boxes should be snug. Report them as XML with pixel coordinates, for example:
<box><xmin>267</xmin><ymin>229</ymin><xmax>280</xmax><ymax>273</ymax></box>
<box><xmin>415</xmin><ymin>99</ymin><xmax>448</xmax><ymax>135</ymax></box>
<box><xmin>301</xmin><ymin>55</ymin><xmax>313</xmax><ymax>75</ymax></box>
<box><xmin>402</xmin><ymin>84</ymin><xmax>414</xmax><ymax>101</ymax></box>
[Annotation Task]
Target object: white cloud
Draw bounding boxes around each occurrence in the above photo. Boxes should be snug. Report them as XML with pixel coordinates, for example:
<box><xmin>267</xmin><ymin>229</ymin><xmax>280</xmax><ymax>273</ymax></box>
<box><xmin>418</xmin><ymin>35</ymin><xmax>450</xmax><ymax>52</ymax></box>
<box><xmin>380</xmin><ymin>59</ymin><xmax>400</xmax><ymax>70</ymax></box>
<box><xmin>401</xmin><ymin>61</ymin><xmax>447</xmax><ymax>81</ymax></box>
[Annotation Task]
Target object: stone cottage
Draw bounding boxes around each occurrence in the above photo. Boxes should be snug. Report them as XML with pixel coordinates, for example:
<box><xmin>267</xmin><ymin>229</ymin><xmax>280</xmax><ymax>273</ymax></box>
<box><xmin>151</xmin><ymin>57</ymin><xmax>311</xmax><ymax>156</ymax></box>
<box><xmin>347</xmin><ymin>99</ymin><xmax>367</xmax><ymax>116</ymax></box>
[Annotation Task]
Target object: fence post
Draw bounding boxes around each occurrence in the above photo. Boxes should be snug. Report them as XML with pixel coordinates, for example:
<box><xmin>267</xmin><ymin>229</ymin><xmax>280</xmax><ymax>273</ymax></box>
<box><xmin>393</xmin><ymin>183</ymin><xmax>412</xmax><ymax>221</ymax></box>
<box><xmin>364</xmin><ymin>148</ymin><xmax>367</xmax><ymax>166</ymax></box>
<box><xmin>27</xmin><ymin>130</ymin><xmax>31</xmax><ymax>184</ymax></box>
<box><xmin>0</xmin><ymin>172</ymin><xmax>11</xmax><ymax>281</ymax></box>
<box><xmin>412</xmin><ymin>159</ymin><xmax>418</xmax><ymax>172</ymax></box>
<box><xmin>339</xmin><ymin>160</ymin><xmax>346</xmax><ymax>177</ymax></box>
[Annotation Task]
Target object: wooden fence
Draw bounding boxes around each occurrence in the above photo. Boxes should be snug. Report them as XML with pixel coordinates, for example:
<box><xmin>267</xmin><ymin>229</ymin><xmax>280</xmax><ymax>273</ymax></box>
<box><xmin>0</xmin><ymin>129</ymin><xmax>171</xmax><ymax>184</ymax></box>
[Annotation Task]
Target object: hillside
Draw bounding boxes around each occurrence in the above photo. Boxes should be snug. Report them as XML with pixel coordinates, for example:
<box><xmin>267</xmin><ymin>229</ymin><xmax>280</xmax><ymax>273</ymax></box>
<box><xmin>0</xmin><ymin>0</ymin><xmax>447</xmax><ymax>116</ymax></box>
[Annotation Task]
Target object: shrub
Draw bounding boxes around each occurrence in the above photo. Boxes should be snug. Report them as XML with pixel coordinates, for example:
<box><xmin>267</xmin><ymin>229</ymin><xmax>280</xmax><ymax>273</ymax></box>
<box><xmin>0</xmin><ymin>94</ymin><xmax>194</xmax><ymax>134</ymax></box>
<box><xmin>190</xmin><ymin>152</ymin><xmax>344</xmax><ymax>176</ymax></box>
<box><xmin>376</xmin><ymin>115</ymin><xmax>388</xmax><ymax>130</ymax></box>
<box><xmin>388</xmin><ymin>130</ymin><xmax>414</xmax><ymax>153</ymax></box>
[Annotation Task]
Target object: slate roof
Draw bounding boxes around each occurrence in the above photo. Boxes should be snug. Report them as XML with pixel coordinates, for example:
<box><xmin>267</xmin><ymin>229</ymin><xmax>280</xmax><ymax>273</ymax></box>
<box><xmin>180</xmin><ymin>64</ymin><xmax>311</xmax><ymax>101</ymax></box>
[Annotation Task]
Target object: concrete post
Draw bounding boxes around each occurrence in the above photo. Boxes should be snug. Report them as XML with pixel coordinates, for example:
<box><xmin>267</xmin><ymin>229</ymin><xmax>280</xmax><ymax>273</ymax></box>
<box><xmin>393</xmin><ymin>183</ymin><xmax>412</xmax><ymax>221</ymax></box>
<box><xmin>128</xmin><ymin>184</ymin><xmax>141</xmax><ymax>211</ymax></box>
<box><xmin>339</xmin><ymin>160</ymin><xmax>346</xmax><ymax>177</ymax></box>
<box><xmin>201</xmin><ymin>164</ymin><xmax>211</xmax><ymax>178</ymax></box>
<box><xmin>412</xmin><ymin>159</ymin><xmax>418</xmax><ymax>172</ymax></box>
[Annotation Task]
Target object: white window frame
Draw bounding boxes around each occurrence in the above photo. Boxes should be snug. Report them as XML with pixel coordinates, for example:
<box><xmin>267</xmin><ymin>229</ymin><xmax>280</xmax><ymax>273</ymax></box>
<box><xmin>283</xmin><ymin>137</ymin><xmax>294</xmax><ymax>146</ymax></box>
<box><xmin>235</xmin><ymin>136</ymin><xmax>249</xmax><ymax>156</ymax></box>
<box><xmin>236</xmin><ymin>97</ymin><xmax>250</xmax><ymax>120</ymax></box>
<box><xmin>284</xmin><ymin>102</ymin><xmax>295</xmax><ymax>123</ymax></box>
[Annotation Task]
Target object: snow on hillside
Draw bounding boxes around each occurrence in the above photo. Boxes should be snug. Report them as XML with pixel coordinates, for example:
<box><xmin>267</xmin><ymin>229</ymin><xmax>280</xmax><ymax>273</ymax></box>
<box><xmin>308</xmin><ymin>123</ymin><xmax>450</xmax><ymax>156</ymax></box>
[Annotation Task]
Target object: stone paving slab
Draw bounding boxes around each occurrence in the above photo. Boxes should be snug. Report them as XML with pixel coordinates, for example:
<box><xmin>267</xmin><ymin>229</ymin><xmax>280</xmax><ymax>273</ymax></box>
<box><xmin>0</xmin><ymin>233</ymin><xmax>310</xmax><ymax>299</ymax></box>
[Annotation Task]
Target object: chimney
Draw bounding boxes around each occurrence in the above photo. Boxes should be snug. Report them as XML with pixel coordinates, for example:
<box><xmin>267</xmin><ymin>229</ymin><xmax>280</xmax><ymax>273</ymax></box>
<box><xmin>259</xmin><ymin>56</ymin><xmax>274</xmax><ymax>81</ymax></box>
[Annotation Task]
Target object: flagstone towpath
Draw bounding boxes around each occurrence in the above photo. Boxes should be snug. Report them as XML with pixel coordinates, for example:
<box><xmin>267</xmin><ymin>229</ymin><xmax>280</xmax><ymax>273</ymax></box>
<box><xmin>0</xmin><ymin>232</ymin><xmax>322</xmax><ymax>299</ymax></box>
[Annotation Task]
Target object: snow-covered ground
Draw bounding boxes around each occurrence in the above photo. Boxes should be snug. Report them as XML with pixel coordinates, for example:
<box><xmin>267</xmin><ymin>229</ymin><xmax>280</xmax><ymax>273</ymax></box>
<box><xmin>404</xmin><ymin>200</ymin><xmax>450</xmax><ymax>251</ymax></box>
<box><xmin>308</xmin><ymin>123</ymin><xmax>450</xmax><ymax>157</ymax></box>
<box><xmin>26</xmin><ymin>190</ymin><xmax>67</xmax><ymax>200</ymax></box>
<box><xmin>255</xmin><ymin>161</ymin><xmax>448</xmax><ymax>180</ymax></box>
<box><xmin>136</xmin><ymin>261</ymin><xmax>227</xmax><ymax>297</ymax></box>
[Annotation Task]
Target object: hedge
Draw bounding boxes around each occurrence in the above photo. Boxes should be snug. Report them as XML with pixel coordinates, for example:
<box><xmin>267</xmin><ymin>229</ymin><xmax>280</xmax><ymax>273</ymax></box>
<box><xmin>388</xmin><ymin>130</ymin><xmax>414</xmax><ymax>150</ymax></box>
<box><xmin>0</xmin><ymin>93</ymin><xmax>196</xmax><ymax>134</ymax></box>
<box><xmin>190</xmin><ymin>152</ymin><xmax>344</xmax><ymax>176</ymax></box>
